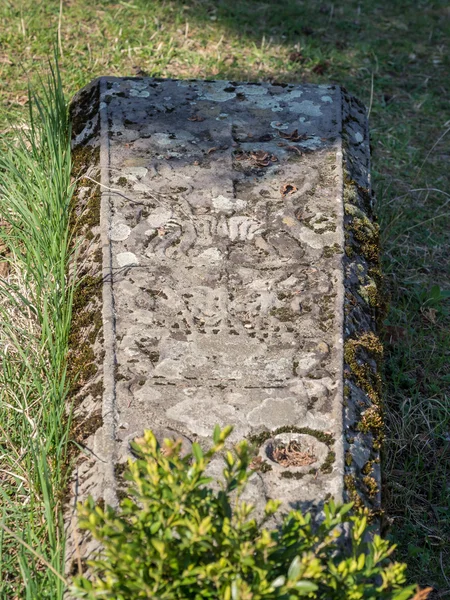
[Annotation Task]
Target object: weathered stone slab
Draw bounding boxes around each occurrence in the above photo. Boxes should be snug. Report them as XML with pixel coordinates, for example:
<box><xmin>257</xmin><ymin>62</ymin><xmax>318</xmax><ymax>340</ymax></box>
<box><xmin>68</xmin><ymin>77</ymin><xmax>382</xmax><ymax>556</ymax></box>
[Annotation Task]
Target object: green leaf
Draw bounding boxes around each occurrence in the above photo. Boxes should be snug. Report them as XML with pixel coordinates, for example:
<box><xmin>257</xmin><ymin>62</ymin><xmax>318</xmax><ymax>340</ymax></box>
<box><xmin>288</xmin><ymin>556</ymin><xmax>301</xmax><ymax>581</ymax></box>
<box><xmin>295</xmin><ymin>581</ymin><xmax>319</xmax><ymax>593</ymax></box>
<box><xmin>151</xmin><ymin>539</ymin><xmax>166</xmax><ymax>557</ymax></box>
<box><xmin>192</xmin><ymin>443</ymin><xmax>204</xmax><ymax>462</ymax></box>
<box><xmin>213</xmin><ymin>424</ymin><xmax>221</xmax><ymax>444</ymax></box>
<box><xmin>73</xmin><ymin>428</ymin><xmax>418</xmax><ymax>600</ymax></box>
<box><xmin>391</xmin><ymin>586</ymin><xmax>418</xmax><ymax>600</ymax></box>
<box><xmin>271</xmin><ymin>576</ymin><xmax>286</xmax><ymax>588</ymax></box>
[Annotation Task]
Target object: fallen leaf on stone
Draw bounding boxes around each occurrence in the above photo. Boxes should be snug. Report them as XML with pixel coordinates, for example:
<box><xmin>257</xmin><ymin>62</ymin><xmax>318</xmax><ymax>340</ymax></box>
<box><xmin>249</xmin><ymin>456</ymin><xmax>263</xmax><ymax>470</ymax></box>
<box><xmin>250</xmin><ymin>150</ymin><xmax>270</xmax><ymax>166</ymax></box>
<box><xmin>280</xmin><ymin>183</ymin><xmax>298</xmax><ymax>196</ymax></box>
<box><xmin>271</xmin><ymin>440</ymin><xmax>316</xmax><ymax>467</ymax></box>
<box><xmin>188</xmin><ymin>115</ymin><xmax>205</xmax><ymax>122</ymax></box>
<box><xmin>207</xmin><ymin>147</ymin><xmax>218</xmax><ymax>154</ymax></box>
<box><xmin>286</xmin><ymin>145</ymin><xmax>303</xmax><ymax>156</ymax></box>
<box><xmin>235</xmin><ymin>150</ymin><xmax>277</xmax><ymax>167</ymax></box>
<box><xmin>279</xmin><ymin>129</ymin><xmax>309</xmax><ymax>142</ymax></box>
<box><xmin>249</xmin><ymin>150</ymin><xmax>277</xmax><ymax>167</ymax></box>
<box><xmin>251</xmin><ymin>150</ymin><xmax>269</xmax><ymax>161</ymax></box>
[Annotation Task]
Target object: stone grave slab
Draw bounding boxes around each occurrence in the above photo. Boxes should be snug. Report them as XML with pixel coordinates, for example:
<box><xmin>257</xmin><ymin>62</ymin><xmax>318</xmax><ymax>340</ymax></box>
<box><xmin>68</xmin><ymin>77</ymin><xmax>382</xmax><ymax>558</ymax></box>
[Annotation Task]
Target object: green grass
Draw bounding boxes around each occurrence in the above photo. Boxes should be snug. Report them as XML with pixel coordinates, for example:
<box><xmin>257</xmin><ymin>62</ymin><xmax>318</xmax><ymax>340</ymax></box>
<box><xmin>0</xmin><ymin>0</ymin><xmax>449</xmax><ymax>596</ymax></box>
<box><xmin>0</xmin><ymin>63</ymin><xmax>74</xmax><ymax>597</ymax></box>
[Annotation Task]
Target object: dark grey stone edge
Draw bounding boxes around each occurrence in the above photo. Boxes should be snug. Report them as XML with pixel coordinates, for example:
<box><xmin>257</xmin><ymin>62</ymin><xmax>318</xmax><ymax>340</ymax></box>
<box><xmin>341</xmin><ymin>89</ymin><xmax>383</xmax><ymax>515</ymax></box>
<box><xmin>64</xmin><ymin>78</ymin><xmax>118</xmax><ymax>576</ymax></box>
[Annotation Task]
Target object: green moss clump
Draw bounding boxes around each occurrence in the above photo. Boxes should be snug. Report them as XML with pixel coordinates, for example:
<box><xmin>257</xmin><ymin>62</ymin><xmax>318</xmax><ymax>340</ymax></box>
<box><xmin>323</xmin><ymin>243</ymin><xmax>341</xmax><ymax>258</ymax></box>
<box><xmin>277</xmin><ymin>291</ymin><xmax>291</xmax><ymax>301</ymax></box>
<box><xmin>86</xmin><ymin>380</ymin><xmax>104</xmax><ymax>399</ymax></box>
<box><xmin>270</xmin><ymin>307</ymin><xmax>297</xmax><ymax>322</ymax></box>
<box><xmin>320</xmin><ymin>450</ymin><xmax>336</xmax><ymax>474</ymax></box>
<box><xmin>281</xmin><ymin>471</ymin><xmax>305</xmax><ymax>479</ymax></box>
<box><xmin>315</xmin><ymin>223</ymin><xmax>337</xmax><ymax>234</ymax></box>
<box><xmin>343</xmin><ymin>332</ymin><xmax>383</xmax><ymax>404</ymax></box>
<box><xmin>351</xmin><ymin>216</ymin><xmax>380</xmax><ymax>264</ymax></box>
<box><xmin>248</xmin><ymin>426</ymin><xmax>334</xmax><ymax>449</ymax></box>
<box><xmin>358</xmin><ymin>406</ymin><xmax>384</xmax><ymax>445</ymax></box>
<box><xmin>68</xmin><ymin>140</ymin><xmax>103</xmax><ymax>407</ymax></box>
<box><xmin>72</xmin><ymin>409</ymin><xmax>103</xmax><ymax>444</ymax></box>
<box><xmin>362</xmin><ymin>460</ymin><xmax>375</xmax><ymax>476</ymax></box>
<box><xmin>363</xmin><ymin>476</ymin><xmax>379</xmax><ymax>499</ymax></box>
<box><xmin>344</xmin><ymin>474</ymin><xmax>364</xmax><ymax>511</ymax></box>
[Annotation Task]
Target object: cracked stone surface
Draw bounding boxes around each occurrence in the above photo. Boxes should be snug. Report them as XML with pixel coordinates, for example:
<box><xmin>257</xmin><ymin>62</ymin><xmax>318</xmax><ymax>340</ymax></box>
<box><xmin>69</xmin><ymin>77</ymin><xmax>379</xmax><ymax>537</ymax></box>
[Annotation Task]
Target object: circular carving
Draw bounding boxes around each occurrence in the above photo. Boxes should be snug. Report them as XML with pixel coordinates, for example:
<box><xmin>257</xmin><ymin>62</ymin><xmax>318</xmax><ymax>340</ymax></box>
<box><xmin>259</xmin><ymin>433</ymin><xmax>329</xmax><ymax>473</ymax></box>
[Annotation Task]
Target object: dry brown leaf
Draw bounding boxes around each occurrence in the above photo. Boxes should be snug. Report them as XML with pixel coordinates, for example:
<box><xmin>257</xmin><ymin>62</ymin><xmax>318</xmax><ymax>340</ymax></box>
<box><xmin>271</xmin><ymin>440</ymin><xmax>316</xmax><ymax>467</ymax></box>
<box><xmin>279</xmin><ymin>128</ymin><xmax>309</xmax><ymax>142</ymax></box>
<box><xmin>384</xmin><ymin>325</ymin><xmax>407</xmax><ymax>343</ymax></box>
<box><xmin>286</xmin><ymin>145</ymin><xmax>303</xmax><ymax>156</ymax></box>
<box><xmin>280</xmin><ymin>183</ymin><xmax>298</xmax><ymax>196</ymax></box>
<box><xmin>422</xmin><ymin>307</ymin><xmax>437</xmax><ymax>323</ymax></box>
<box><xmin>289</xmin><ymin>51</ymin><xmax>306</xmax><ymax>64</ymax></box>
<box><xmin>249</xmin><ymin>456</ymin><xmax>263</xmax><ymax>470</ymax></box>
<box><xmin>0</xmin><ymin>262</ymin><xmax>9</xmax><ymax>278</ymax></box>
<box><xmin>412</xmin><ymin>587</ymin><xmax>434</xmax><ymax>600</ymax></box>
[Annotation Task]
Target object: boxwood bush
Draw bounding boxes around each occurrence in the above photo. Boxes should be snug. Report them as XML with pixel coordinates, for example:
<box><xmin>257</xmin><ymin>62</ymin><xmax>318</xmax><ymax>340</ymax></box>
<box><xmin>72</xmin><ymin>426</ymin><xmax>422</xmax><ymax>599</ymax></box>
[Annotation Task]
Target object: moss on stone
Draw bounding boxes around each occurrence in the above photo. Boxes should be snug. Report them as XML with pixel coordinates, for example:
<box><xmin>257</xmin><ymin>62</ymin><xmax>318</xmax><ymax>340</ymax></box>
<box><xmin>320</xmin><ymin>450</ymin><xmax>336</xmax><ymax>474</ymax></box>
<box><xmin>270</xmin><ymin>307</ymin><xmax>297</xmax><ymax>322</ymax></box>
<box><xmin>281</xmin><ymin>471</ymin><xmax>305</xmax><ymax>479</ymax></box>
<box><xmin>344</xmin><ymin>474</ymin><xmax>364</xmax><ymax>511</ymax></box>
<box><xmin>358</xmin><ymin>406</ymin><xmax>383</xmax><ymax>442</ymax></box>
<box><xmin>248</xmin><ymin>426</ymin><xmax>334</xmax><ymax>449</ymax></box>
<box><xmin>323</xmin><ymin>243</ymin><xmax>341</xmax><ymax>258</ymax></box>
<box><xmin>363</xmin><ymin>475</ymin><xmax>379</xmax><ymax>499</ymax></box>
<box><xmin>343</xmin><ymin>332</ymin><xmax>383</xmax><ymax>403</ymax></box>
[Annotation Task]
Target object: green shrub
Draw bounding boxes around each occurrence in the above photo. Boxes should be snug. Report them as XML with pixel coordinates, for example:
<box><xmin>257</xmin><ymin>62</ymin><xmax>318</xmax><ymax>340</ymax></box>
<box><xmin>72</xmin><ymin>427</ymin><xmax>419</xmax><ymax>600</ymax></box>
